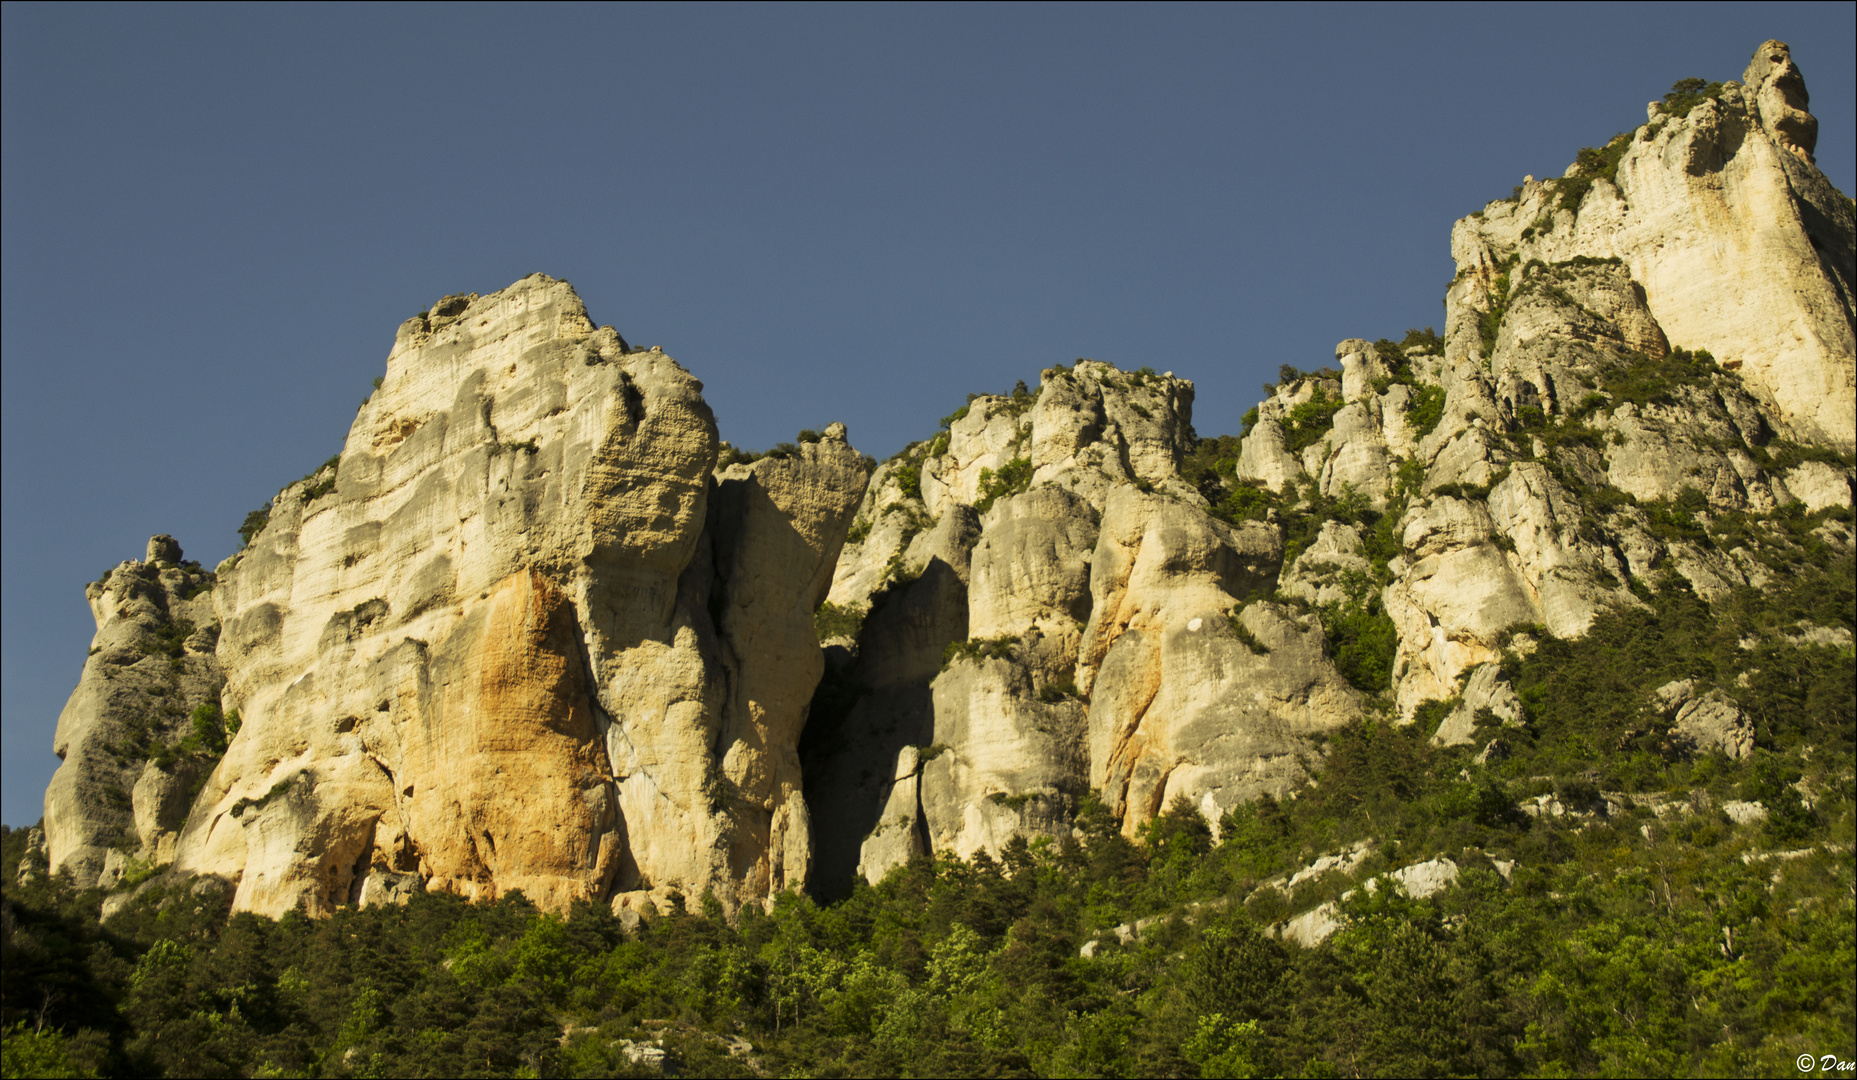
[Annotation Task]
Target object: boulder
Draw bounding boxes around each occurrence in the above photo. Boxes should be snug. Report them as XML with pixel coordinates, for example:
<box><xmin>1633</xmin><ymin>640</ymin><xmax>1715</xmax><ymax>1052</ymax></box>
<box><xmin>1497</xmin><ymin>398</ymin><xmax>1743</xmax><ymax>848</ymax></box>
<box><xmin>1658</xmin><ymin>682</ymin><xmax>1754</xmax><ymax>761</ymax></box>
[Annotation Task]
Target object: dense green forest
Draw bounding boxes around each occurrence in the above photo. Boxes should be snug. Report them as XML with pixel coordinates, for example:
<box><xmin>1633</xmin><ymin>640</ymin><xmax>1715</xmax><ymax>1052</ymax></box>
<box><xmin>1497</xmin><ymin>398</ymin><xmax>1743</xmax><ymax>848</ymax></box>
<box><xmin>5</xmin><ymin>527</ymin><xmax>1853</xmax><ymax>1078</ymax></box>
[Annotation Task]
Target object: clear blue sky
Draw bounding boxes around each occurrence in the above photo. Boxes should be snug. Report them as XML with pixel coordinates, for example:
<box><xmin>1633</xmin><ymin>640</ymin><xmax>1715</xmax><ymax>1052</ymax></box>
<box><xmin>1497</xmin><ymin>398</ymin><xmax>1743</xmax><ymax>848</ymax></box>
<box><xmin>5</xmin><ymin>3</ymin><xmax>1853</xmax><ymax>826</ymax></box>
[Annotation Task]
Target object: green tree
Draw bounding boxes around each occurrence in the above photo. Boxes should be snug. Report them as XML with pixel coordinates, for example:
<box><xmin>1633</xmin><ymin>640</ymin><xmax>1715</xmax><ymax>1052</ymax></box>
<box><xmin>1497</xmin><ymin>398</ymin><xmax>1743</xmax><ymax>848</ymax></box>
<box><xmin>1184</xmin><ymin>1013</ymin><xmax>1262</xmax><ymax>1079</ymax></box>
<box><xmin>1</xmin><ymin>1023</ymin><xmax>92</xmax><ymax>1079</ymax></box>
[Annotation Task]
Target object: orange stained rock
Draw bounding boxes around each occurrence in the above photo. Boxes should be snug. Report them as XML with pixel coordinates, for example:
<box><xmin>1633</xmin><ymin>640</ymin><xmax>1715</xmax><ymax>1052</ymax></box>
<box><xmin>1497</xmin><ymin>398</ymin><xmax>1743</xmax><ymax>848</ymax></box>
<box><xmin>406</xmin><ymin>569</ymin><xmax>621</xmax><ymax>909</ymax></box>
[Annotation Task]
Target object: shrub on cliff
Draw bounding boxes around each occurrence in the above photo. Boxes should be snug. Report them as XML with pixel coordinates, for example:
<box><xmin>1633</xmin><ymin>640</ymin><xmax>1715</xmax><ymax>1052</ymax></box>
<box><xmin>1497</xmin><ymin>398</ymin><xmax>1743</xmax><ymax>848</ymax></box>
<box><xmin>813</xmin><ymin>601</ymin><xmax>866</xmax><ymax>642</ymax></box>
<box><xmin>1406</xmin><ymin>384</ymin><xmax>1446</xmax><ymax>437</ymax></box>
<box><xmin>1657</xmin><ymin>76</ymin><xmax>1727</xmax><ymax>119</ymax></box>
<box><xmin>972</xmin><ymin>457</ymin><xmax>1032</xmax><ymax>513</ymax></box>
<box><xmin>1282</xmin><ymin>390</ymin><xmax>1344</xmax><ymax>453</ymax></box>
<box><xmin>1555</xmin><ymin>132</ymin><xmax>1633</xmax><ymax>212</ymax></box>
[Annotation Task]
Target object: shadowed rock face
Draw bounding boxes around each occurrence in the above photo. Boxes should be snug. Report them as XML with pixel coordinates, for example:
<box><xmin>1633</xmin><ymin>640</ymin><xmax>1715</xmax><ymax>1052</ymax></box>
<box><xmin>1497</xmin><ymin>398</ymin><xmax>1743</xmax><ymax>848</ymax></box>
<box><xmin>44</xmin><ymin>539</ymin><xmax>224</xmax><ymax>890</ymax></box>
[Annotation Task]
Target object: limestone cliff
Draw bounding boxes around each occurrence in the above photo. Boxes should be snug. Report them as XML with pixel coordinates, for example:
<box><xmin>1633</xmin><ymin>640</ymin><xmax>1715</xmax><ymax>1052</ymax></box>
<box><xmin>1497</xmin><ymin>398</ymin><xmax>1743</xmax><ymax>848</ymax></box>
<box><xmin>808</xmin><ymin>363</ymin><xmax>1364</xmax><ymax>894</ymax></box>
<box><xmin>47</xmin><ymin>276</ymin><xmax>868</xmax><ymax>915</ymax></box>
<box><xmin>804</xmin><ymin>38</ymin><xmax>1853</xmax><ymax>894</ymax></box>
<box><xmin>1444</xmin><ymin>41</ymin><xmax>1854</xmax><ymax>451</ymax></box>
<box><xmin>44</xmin><ymin>536</ymin><xmax>225</xmax><ymax>889</ymax></box>
<box><xmin>39</xmin><ymin>39</ymin><xmax>1854</xmax><ymax>918</ymax></box>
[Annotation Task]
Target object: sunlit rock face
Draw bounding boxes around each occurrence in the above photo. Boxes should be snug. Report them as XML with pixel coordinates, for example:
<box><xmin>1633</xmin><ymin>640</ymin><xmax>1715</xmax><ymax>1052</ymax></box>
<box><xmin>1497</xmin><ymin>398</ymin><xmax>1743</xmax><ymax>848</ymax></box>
<box><xmin>811</xmin><ymin>360</ymin><xmax>1366</xmax><ymax>895</ymax></box>
<box><xmin>1444</xmin><ymin>40</ymin><xmax>1853</xmax><ymax>452</ymax></box>
<box><xmin>807</xmin><ymin>40</ymin><xmax>1851</xmax><ymax>887</ymax></box>
<box><xmin>44</xmin><ymin>40</ymin><xmax>1854</xmax><ymax>917</ymax></box>
<box><xmin>140</xmin><ymin>275</ymin><xmax>866</xmax><ymax>917</ymax></box>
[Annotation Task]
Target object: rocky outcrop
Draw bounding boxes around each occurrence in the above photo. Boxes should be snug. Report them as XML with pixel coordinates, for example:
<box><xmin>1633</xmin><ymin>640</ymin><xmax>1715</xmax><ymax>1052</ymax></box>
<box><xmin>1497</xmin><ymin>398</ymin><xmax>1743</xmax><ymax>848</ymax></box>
<box><xmin>1444</xmin><ymin>41</ymin><xmax>1854</xmax><ymax>450</ymax></box>
<box><xmin>44</xmin><ymin>537</ymin><xmax>225</xmax><ymax>889</ymax></box>
<box><xmin>49</xmin><ymin>276</ymin><xmax>870</xmax><ymax>918</ymax></box>
<box><xmin>1654</xmin><ymin>679</ymin><xmax>1754</xmax><ymax>760</ymax></box>
<box><xmin>805</xmin><ymin>44</ymin><xmax>1854</xmax><ymax>879</ymax></box>
<box><xmin>1343</xmin><ymin>40</ymin><xmax>1855</xmax><ymax>721</ymax></box>
<box><xmin>1276</xmin><ymin>857</ymin><xmax>1463</xmax><ymax>948</ymax></box>
<box><xmin>811</xmin><ymin>363</ymin><xmax>1365</xmax><ymax>890</ymax></box>
<box><xmin>1080</xmin><ymin>491</ymin><xmax>1312</xmax><ymax>827</ymax></box>
<box><xmin>905</xmin><ymin>484</ymin><xmax>1101</xmax><ymax>861</ymax></box>
<box><xmin>1430</xmin><ymin>663</ymin><xmax>1523</xmax><ymax>748</ymax></box>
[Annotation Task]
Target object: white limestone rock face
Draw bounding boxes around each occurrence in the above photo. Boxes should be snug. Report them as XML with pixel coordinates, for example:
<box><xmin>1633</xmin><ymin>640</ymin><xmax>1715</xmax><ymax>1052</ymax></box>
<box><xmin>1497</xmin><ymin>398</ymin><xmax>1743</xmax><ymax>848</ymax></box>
<box><xmin>1446</xmin><ymin>41</ymin><xmax>1854</xmax><ymax>450</ymax></box>
<box><xmin>825</xmin><ymin>459</ymin><xmax>934</xmax><ymax>610</ymax></box>
<box><xmin>163</xmin><ymin>276</ymin><xmax>867</xmax><ymax>917</ymax></box>
<box><xmin>1385</xmin><ymin>495</ymin><xmax>1539</xmax><ymax>719</ymax></box>
<box><xmin>1379</xmin><ymin>109</ymin><xmax>1854</xmax><ymax>717</ymax></box>
<box><xmin>1779</xmin><ymin>462</ymin><xmax>1854</xmax><ymax>513</ymax></box>
<box><xmin>1601</xmin><ymin>391</ymin><xmax>1785</xmax><ymax>512</ymax></box>
<box><xmin>1483</xmin><ymin>259</ymin><xmax>1672</xmax><ymax>423</ymax></box>
<box><xmin>906</xmin><ymin>484</ymin><xmax>1101</xmax><ymax>865</ymax></box>
<box><xmin>47</xmin><ymin>39</ymin><xmax>1853</xmax><ymax>915</ymax></box>
<box><xmin>813</xmin><ymin>361</ymin><xmax>1218</xmax><ymax>883</ymax></box>
<box><xmin>1424</xmin><ymin>428</ymin><xmax>1508</xmax><ymax>495</ymax></box>
<box><xmin>1430</xmin><ymin>663</ymin><xmax>1523</xmax><ymax>747</ymax></box>
<box><xmin>43</xmin><ymin>539</ymin><xmax>225</xmax><ymax>889</ymax></box>
<box><xmin>812</xmin><ymin>357</ymin><xmax>1375</xmax><ymax>869</ymax></box>
<box><xmin>1278</xmin><ymin>522</ymin><xmax>1370</xmax><ymax>609</ymax></box>
<box><xmin>809</xmin><ymin>37</ymin><xmax>1851</xmax><ymax>881</ymax></box>
<box><xmin>920</xmin><ymin>653</ymin><xmax>1088</xmax><ymax>861</ymax></box>
<box><xmin>923</xmin><ymin>396</ymin><xmax>1034</xmax><ymax>515</ymax></box>
<box><xmin>1081</xmin><ymin>490</ymin><xmax>1351</xmax><ymax>833</ymax></box>
<box><xmin>1484</xmin><ymin>463</ymin><xmax>1640</xmax><ymax>639</ymax></box>
<box><xmin>1317</xmin><ymin>398</ymin><xmax>1395</xmax><ymax>510</ymax></box>
<box><xmin>1234</xmin><ymin>418</ymin><xmax>1304</xmax><ymax>493</ymax></box>
<box><xmin>1338</xmin><ymin>339</ymin><xmax>1389</xmax><ymax>403</ymax></box>
<box><xmin>815</xmin><ymin>76</ymin><xmax>1855</xmax><ymax>857</ymax></box>
<box><xmin>967</xmin><ymin>485</ymin><xmax>1100</xmax><ymax>645</ymax></box>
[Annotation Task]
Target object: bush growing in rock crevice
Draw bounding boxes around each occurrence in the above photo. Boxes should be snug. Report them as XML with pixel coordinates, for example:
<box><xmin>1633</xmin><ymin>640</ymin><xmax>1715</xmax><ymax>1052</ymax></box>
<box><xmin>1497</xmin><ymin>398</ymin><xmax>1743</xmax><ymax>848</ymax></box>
<box><xmin>1656</xmin><ymin>76</ymin><xmax>1727</xmax><ymax>119</ymax></box>
<box><xmin>1554</xmin><ymin>132</ymin><xmax>1634</xmax><ymax>213</ymax></box>
<box><xmin>940</xmin><ymin>634</ymin><xmax>1021</xmax><ymax>670</ymax></box>
<box><xmin>1281</xmin><ymin>390</ymin><xmax>1344</xmax><ymax>454</ymax></box>
<box><xmin>1476</xmin><ymin>254</ymin><xmax>1521</xmax><ymax>356</ymax></box>
<box><xmin>972</xmin><ymin>458</ymin><xmax>1033</xmax><ymax>514</ymax></box>
<box><xmin>813</xmin><ymin>602</ymin><xmax>867</xmax><ymax>643</ymax></box>
<box><xmin>1405</xmin><ymin>385</ymin><xmax>1446</xmax><ymax>437</ymax></box>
